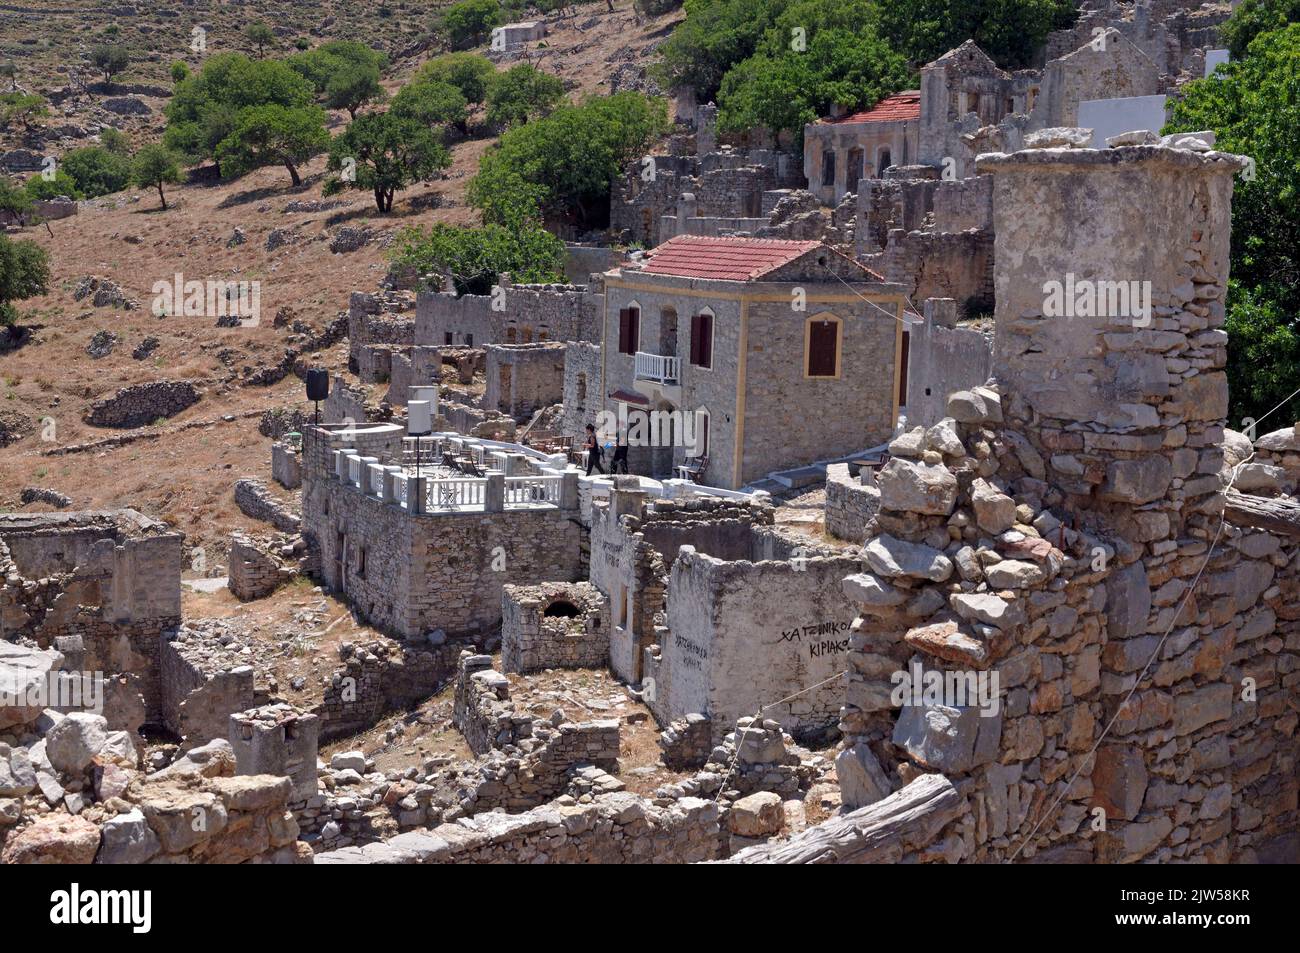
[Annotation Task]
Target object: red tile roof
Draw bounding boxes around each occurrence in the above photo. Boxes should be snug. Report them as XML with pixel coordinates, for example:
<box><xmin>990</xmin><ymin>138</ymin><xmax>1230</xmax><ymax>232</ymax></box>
<box><xmin>639</xmin><ymin>236</ymin><xmax>880</xmax><ymax>282</ymax></box>
<box><xmin>822</xmin><ymin>91</ymin><xmax>922</xmax><ymax>125</ymax></box>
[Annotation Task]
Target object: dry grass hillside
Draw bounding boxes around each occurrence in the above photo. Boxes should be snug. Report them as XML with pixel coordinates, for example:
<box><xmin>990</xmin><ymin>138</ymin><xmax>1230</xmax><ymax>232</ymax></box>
<box><xmin>0</xmin><ymin>0</ymin><xmax>682</xmax><ymax>568</ymax></box>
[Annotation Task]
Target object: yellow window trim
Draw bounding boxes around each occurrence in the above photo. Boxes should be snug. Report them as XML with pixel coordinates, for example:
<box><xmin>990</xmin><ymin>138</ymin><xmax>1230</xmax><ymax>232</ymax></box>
<box><xmin>803</xmin><ymin>313</ymin><xmax>843</xmax><ymax>380</ymax></box>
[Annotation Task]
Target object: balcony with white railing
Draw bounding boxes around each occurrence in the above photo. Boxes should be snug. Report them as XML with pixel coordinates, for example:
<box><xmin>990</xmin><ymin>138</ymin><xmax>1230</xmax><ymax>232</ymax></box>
<box><xmin>634</xmin><ymin>351</ymin><xmax>680</xmax><ymax>385</ymax></box>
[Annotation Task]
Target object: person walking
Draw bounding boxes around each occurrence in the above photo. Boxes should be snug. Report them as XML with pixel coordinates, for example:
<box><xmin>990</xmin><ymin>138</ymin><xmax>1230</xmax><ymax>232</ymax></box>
<box><xmin>611</xmin><ymin>432</ymin><xmax>629</xmax><ymax>474</ymax></box>
<box><xmin>584</xmin><ymin>423</ymin><xmax>605</xmax><ymax>475</ymax></box>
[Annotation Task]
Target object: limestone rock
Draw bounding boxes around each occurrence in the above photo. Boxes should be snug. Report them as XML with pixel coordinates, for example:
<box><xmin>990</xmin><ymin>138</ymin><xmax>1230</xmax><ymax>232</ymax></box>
<box><xmin>949</xmin><ymin>592</ymin><xmax>1023</xmax><ymax>628</ymax></box>
<box><xmin>983</xmin><ymin>559</ymin><xmax>1046</xmax><ymax>588</ymax></box>
<box><xmin>726</xmin><ymin>791</ymin><xmax>783</xmax><ymax>837</ymax></box>
<box><xmin>44</xmin><ymin>712</ymin><xmax>109</xmax><ymax>775</ymax></box>
<box><xmin>842</xmin><ymin>572</ymin><xmax>908</xmax><ymax>608</ymax></box>
<box><xmin>875</xmin><ymin>458</ymin><xmax>957</xmax><ymax>515</ymax></box>
<box><xmin>1025</xmin><ymin>127</ymin><xmax>1093</xmax><ymax>149</ymax></box>
<box><xmin>0</xmin><ymin>812</ymin><xmax>100</xmax><ymax>864</ymax></box>
<box><xmin>1106</xmin><ymin>129</ymin><xmax>1161</xmax><ymax>147</ymax></box>
<box><xmin>971</xmin><ymin>478</ymin><xmax>1016</xmax><ymax>534</ymax></box>
<box><xmin>98</xmin><ymin>808</ymin><xmax>161</xmax><ymax>864</ymax></box>
<box><xmin>865</xmin><ymin>534</ymin><xmax>954</xmax><ymax>582</ymax></box>
<box><xmin>0</xmin><ymin>643</ymin><xmax>62</xmax><ymax>729</ymax></box>
<box><xmin>904</xmin><ymin>620</ymin><xmax>987</xmax><ymax>667</ymax></box>
<box><xmin>835</xmin><ymin>741</ymin><xmax>893</xmax><ymax>810</ymax></box>
<box><xmin>892</xmin><ymin>704</ymin><xmax>1000</xmax><ymax>774</ymax></box>
<box><xmin>0</xmin><ymin>743</ymin><xmax>36</xmax><ymax>797</ymax></box>
<box><xmin>946</xmin><ymin>386</ymin><xmax>1002</xmax><ymax>424</ymax></box>
<box><xmin>1100</xmin><ymin>456</ymin><xmax>1172</xmax><ymax>504</ymax></box>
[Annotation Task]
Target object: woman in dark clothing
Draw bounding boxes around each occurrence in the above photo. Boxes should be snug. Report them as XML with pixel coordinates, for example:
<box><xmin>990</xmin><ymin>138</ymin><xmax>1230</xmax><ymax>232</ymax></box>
<box><xmin>584</xmin><ymin>424</ymin><xmax>605</xmax><ymax>475</ymax></box>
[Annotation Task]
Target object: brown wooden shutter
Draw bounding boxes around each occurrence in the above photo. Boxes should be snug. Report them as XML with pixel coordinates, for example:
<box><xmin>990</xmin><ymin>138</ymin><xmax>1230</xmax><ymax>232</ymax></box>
<box><xmin>628</xmin><ymin>307</ymin><xmax>640</xmax><ymax>353</ymax></box>
<box><xmin>618</xmin><ymin>308</ymin><xmax>630</xmax><ymax>354</ymax></box>
<box><xmin>808</xmin><ymin>320</ymin><xmax>838</xmax><ymax>376</ymax></box>
<box><xmin>689</xmin><ymin>314</ymin><xmax>701</xmax><ymax>365</ymax></box>
<box><xmin>700</xmin><ymin>313</ymin><xmax>712</xmax><ymax>368</ymax></box>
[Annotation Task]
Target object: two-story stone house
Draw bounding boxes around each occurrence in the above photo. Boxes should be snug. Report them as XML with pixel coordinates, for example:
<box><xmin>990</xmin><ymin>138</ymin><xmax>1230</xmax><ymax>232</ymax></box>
<box><xmin>597</xmin><ymin>235</ymin><xmax>908</xmax><ymax>489</ymax></box>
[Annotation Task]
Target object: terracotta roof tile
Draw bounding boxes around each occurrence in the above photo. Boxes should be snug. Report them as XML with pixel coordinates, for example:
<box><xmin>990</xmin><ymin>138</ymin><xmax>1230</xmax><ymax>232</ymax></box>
<box><xmin>822</xmin><ymin>91</ymin><xmax>922</xmax><ymax>125</ymax></box>
<box><xmin>639</xmin><ymin>235</ymin><xmax>881</xmax><ymax>282</ymax></box>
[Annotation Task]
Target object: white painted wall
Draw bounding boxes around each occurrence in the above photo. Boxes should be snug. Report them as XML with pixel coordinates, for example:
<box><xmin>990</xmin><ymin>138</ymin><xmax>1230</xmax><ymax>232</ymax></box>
<box><xmin>1078</xmin><ymin>94</ymin><xmax>1169</xmax><ymax>148</ymax></box>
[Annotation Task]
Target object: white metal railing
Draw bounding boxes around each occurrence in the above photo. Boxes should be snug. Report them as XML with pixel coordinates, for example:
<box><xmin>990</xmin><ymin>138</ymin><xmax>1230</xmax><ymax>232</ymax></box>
<box><xmin>635</xmin><ymin>351</ymin><xmax>679</xmax><ymax>384</ymax></box>
<box><xmin>505</xmin><ymin>475</ymin><xmax>561</xmax><ymax>506</ymax></box>
<box><xmin>368</xmin><ymin>466</ymin><xmax>384</xmax><ymax>496</ymax></box>
<box><xmin>425</xmin><ymin>478</ymin><xmax>485</xmax><ymax>509</ymax></box>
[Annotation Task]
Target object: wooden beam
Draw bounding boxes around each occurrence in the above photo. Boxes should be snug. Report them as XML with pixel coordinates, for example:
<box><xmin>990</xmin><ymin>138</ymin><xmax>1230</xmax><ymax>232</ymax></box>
<box><xmin>716</xmin><ymin>773</ymin><xmax>963</xmax><ymax>864</ymax></box>
<box><xmin>1223</xmin><ymin>491</ymin><xmax>1300</xmax><ymax>539</ymax></box>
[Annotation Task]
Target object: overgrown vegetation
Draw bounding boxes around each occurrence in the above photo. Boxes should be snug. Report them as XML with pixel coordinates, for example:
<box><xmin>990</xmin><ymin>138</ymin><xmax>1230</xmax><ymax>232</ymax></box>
<box><xmin>656</xmin><ymin>0</ymin><xmax>1074</xmax><ymax>139</ymax></box>
<box><xmin>325</xmin><ymin>112</ymin><xmax>450</xmax><ymax>211</ymax></box>
<box><xmin>470</xmin><ymin>91</ymin><xmax>668</xmax><ymax>228</ymax></box>
<box><xmin>1165</xmin><ymin>16</ymin><xmax>1300</xmax><ymax>429</ymax></box>
<box><xmin>0</xmin><ymin>233</ymin><xmax>50</xmax><ymax>326</ymax></box>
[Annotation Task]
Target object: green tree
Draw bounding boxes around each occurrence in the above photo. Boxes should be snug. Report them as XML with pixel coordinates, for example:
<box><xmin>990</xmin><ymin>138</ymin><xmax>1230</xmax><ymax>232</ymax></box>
<box><xmin>0</xmin><ymin>176</ymin><xmax>33</xmax><ymax>221</ymax></box>
<box><xmin>246</xmin><ymin>22</ymin><xmax>277</xmax><ymax>58</ymax></box>
<box><xmin>326</xmin><ymin>111</ymin><xmax>450</xmax><ymax>212</ymax></box>
<box><xmin>163</xmin><ymin>53</ymin><xmax>316</xmax><ymax>170</ymax></box>
<box><xmin>216</xmin><ymin>103</ymin><xmax>329</xmax><ymax>186</ymax></box>
<box><xmin>288</xmin><ymin>41</ymin><xmax>387</xmax><ymax>92</ymax></box>
<box><xmin>24</xmin><ymin>168</ymin><xmax>81</xmax><ymax>201</ymax></box>
<box><xmin>1220</xmin><ymin>0</ymin><xmax>1300</xmax><ymax>59</ymax></box>
<box><xmin>390</xmin><ymin>79</ymin><xmax>469</xmax><ymax>135</ymax></box>
<box><xmin>391</xmin><ymin>218</ymin><xmax>564</xmax><ymax>296</ymax></box>
<box><xmin>716</xmin><ymin>0</ymin><xmax>912</xmax><ymax>141</ymax></box>
<box><xmin>325</xmin><ymin>62</ymin><xmax>386</xmax><ymax>118</ymax></box>
<box><xmin>0</xmin><ymin>234</ymin><xmax>50</xmax><ymax>326</ymax></box>
<box><xmin>440</xmin><ymin>0</ymin><xmax>503</xmax><ymax>51</ymax></box>
<box><xmin>170</xmin><ymin>60</ymin><xmax>190</xmax><ymax>84</ymax></box>
<box><xmin>62</xmin><ymin>146</ymin><xmax>132</xmax><ymax>197</ymax></box>
<box><xmin>131</xmin><ymin>143</ymin><xmax>182</xmax><ymax>209</ymax></box>
<box><xmin>470</xmin><ymin>91</ymin><xmax>669</xmax><ymax>227</ymax></box>
<box><xmin>654</xmin><ymin>0</ymin><xmax>784</xmax><ymax>101</ymax></box>
<box><xmin>89</xmin><ymin>44</ymin><xmax>129</xmax><ymax>86</ymax></box>
<box><xmin>1165</xmin><ymin>23</ymin><xmax>1300</xmax><ymax>426</ymax></box>
<box><xmin>874</xmin><ymin>0</ymin><xmax>1076</xmax><ymax>68</ymax></box>
<box><xmin>0</xmin><ymin>92</ymin><xmax>46</xmax><ymax>131</ymax></box>
<box><xmin>288</xmin><ymin>41</ymin><xmax>388</xmax><ymax>117</ymax></box>
<box><xmin>413</xmin><ymin>52</ymin><xmax>497</xmax><ymax>105</ymax></box>
<box><xmin>485</xmin><ymin>63</ymin><xmax>565</xmax><ymax>128</ymax></box>
<box><xmin>100</xmin><ymin>126</ymin><xmax>131</xmax><ymax>156</ymax></box>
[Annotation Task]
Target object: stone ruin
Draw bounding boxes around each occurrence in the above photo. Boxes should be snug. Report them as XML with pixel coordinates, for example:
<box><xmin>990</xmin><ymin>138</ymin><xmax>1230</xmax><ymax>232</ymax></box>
<box><xmin>501</xmin><ymin>582</ymin><xmax>609</xmax><ymax>675</ymax></box>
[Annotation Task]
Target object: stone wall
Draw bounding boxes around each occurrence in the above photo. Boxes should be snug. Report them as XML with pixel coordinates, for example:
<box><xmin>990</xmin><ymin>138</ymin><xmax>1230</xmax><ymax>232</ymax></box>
<box><xmin>652</xmin><ymin>533</ymin><xmax>860</xmax><ymax>745</ymax></box>
<box><xmin>314</xmin><ymin>791</ymin><xmax>720</xmax><ymax>864</ymax></box>
<box><xmin>313</xmin><ymin>474</ymin><xmax>583</xmax><ymax>639</ymax></box>
<box><xmin>483</xmin><ymin>342</ymin><xmax>567</xmax><ymax>420</ymax></box>
<box><xmin>84</xmin><ymin>380</ymin><xmax>200</xmax><ymax>428</ymax></box>
<box><xmin>831</xmin><ymin>141</ymin><xmax>1299</xmax><ymax>865</ymax></box>
<box><xmin>0</xmin><ymin>511</ymin><xmax>182</xmax><ymax>726</ymax></box>
<box><xmin>824</xmin><ymin>462</ymin><xmax>880</xmax><ymax>544</ymax></box>
<box><xmin>233</xmin><ymin>479</ymin><xmax>301</xmax><ymax>534</ymax></box>
<box><xmin>501</xmin><ymin>582</ymin><xmax>609</xmax><ymax>674</ymax></box>
<box><xmin>318</xmin><ymin>639</ymin><xmax>463</xmax><ymax>741</ymax></box>
<box><xmin>347</xmin><ymin>291</ymin><xmax>415</xmax><ymax>372</ymax></box>
<box><xmin>229</xmin><ymin>704</ymin><xmax>320</xmax><ymax>802</ymax></box>
<box><xmin>227</xmin><ymin>531</ymin><xmax>289</xmax><ymax>601</ymax></box>
<box><xmin>415</xmin><ymin>277</ymin><xmax>604</xmax><ymax>348</ymax></box>
<box><xmin>904</xmin><ymin>298</ymin><xmax>995</xmax><ymax>429</ymax></box>
<box><xmin>271</xmin><ymin>442</ymin><xmax>302</xmax><ymax>489</ymax></box>
<box><xmin>160</xmin><ymin>626</ymin><xmax>256</xmax><ymax>747</ymax></box>
<box><xmin>562</xmin><ymin>342</ymin><xmax>601</xmax><ymax>441</ymax></box>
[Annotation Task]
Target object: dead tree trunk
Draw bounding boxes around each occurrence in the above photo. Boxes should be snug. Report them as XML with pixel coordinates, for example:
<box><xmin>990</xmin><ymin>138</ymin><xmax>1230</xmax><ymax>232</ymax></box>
<box><xmin>718</xmin><ymin>773</ymin><xmax>963</xmax><ymax>864</ymax></box>
<box><xmin>1223</xmin><ymin>491</ymin><xmax>1300</xmax><ymax>538</ymax></box>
